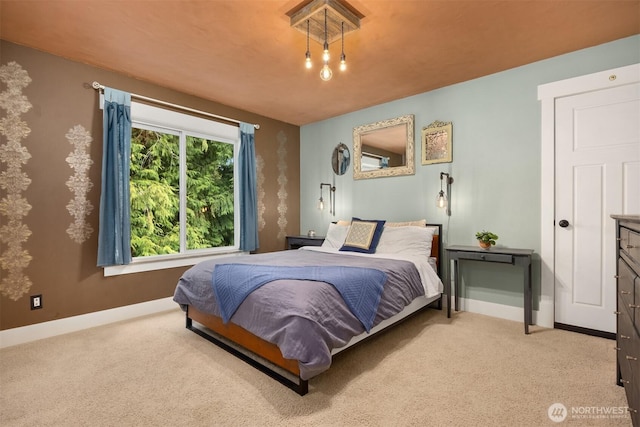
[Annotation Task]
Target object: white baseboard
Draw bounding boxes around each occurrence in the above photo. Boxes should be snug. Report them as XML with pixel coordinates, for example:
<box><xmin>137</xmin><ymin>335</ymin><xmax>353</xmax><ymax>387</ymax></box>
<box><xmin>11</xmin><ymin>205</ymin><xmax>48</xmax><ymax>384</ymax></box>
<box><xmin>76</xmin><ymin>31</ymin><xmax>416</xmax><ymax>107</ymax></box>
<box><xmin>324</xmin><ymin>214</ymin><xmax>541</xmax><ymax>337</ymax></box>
<box><xmin>458</xmin><ymin>297</ymin><xmax>544</xmax><ymax>327</ymax></box>
<box><xmin>0</xmin><ymin>297</ymin><xmax>178</xmax><ymax>349</ymax></box>
<box><xmin>536</xmin><ymin>298</ymin><xmax>554</xmax><ymax>329</ymax></box>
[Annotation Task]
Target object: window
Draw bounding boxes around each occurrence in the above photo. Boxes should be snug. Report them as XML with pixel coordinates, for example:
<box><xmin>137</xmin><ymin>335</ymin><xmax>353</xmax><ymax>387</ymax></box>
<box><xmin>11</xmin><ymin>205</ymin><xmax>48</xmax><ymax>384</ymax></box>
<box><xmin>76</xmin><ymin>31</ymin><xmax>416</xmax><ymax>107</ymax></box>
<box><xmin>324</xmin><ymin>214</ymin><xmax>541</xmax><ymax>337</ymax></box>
<box><xmin>104</xmin><ymin>102</ymin><xmax>241</xmax><ymax>276</ymax></box>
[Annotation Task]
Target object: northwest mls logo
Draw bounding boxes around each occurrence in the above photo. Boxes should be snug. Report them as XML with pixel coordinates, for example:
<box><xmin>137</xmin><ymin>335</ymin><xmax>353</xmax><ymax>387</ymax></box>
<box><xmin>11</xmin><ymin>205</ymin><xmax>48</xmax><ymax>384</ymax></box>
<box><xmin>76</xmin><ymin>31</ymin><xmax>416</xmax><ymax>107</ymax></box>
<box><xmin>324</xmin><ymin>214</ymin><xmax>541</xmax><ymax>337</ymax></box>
<box><xmin>548</xmin><ymin>403</ymin><xmax>629</xmax><ymax>422</ymax></box>
<box><xmin>548</xmin><ymin>403</ymin><xmax>568</xmax><ymax>422</ymax></box>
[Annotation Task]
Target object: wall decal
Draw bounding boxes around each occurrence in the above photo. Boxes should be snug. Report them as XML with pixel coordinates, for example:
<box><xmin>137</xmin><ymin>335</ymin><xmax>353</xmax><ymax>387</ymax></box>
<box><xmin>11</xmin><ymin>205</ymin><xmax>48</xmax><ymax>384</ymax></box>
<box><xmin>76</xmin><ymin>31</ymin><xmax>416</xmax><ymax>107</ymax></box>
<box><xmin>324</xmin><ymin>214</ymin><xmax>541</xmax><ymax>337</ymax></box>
<box><xmin>65</xmin><ymin>125</ymin><xmax>94</xmax><ymax>243</ymax></box>
<box><xmin>0</xmin><ymin>61</ymin><xmax>33</xmax><ymax>301</ymax></box>
<box><xmin>276</xmin><ymin>131</ymin><xmax>288</xmax><ymax>240</ymax></box>
<box><xmin>256</xmin><ymin>155</ymin><xmax>266</xmax><ymax>231</ymax></box>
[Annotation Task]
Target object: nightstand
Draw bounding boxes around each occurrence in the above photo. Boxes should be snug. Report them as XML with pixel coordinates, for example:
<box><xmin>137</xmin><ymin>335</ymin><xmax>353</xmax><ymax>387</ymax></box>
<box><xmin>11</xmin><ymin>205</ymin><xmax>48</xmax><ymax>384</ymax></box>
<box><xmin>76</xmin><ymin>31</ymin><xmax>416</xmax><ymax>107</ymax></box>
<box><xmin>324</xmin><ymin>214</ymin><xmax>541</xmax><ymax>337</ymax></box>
<box><xmin>285</xmin><ymin>235</ymin><xmax>325</xmax><ymax>250</ymax></box>
<box><xmin>445</xmin><ymin>245</ymin><xmax>534</xmax><ymax>334</ymax></box>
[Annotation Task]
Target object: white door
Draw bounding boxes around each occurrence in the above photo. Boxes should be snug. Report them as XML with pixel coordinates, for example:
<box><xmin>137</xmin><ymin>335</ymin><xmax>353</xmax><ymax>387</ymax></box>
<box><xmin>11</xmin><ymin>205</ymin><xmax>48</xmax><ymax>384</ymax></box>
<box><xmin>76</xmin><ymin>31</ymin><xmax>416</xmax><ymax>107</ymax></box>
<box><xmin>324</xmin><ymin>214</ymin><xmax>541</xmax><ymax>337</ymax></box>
<box><xmin>554</xmin><ymin>82</ymin><xmax>640</xmax><ymax>333</ymax></box>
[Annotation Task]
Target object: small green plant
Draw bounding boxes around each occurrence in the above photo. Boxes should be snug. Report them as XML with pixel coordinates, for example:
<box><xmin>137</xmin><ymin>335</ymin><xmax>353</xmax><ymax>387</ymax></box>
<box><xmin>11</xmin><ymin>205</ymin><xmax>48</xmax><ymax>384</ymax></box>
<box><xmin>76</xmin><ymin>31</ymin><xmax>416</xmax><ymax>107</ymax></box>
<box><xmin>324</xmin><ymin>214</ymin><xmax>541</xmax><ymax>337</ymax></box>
<box><xmin>475</xmin><ymin>230</ymin><xmax>498</xmax><ymax>246</ymax></box>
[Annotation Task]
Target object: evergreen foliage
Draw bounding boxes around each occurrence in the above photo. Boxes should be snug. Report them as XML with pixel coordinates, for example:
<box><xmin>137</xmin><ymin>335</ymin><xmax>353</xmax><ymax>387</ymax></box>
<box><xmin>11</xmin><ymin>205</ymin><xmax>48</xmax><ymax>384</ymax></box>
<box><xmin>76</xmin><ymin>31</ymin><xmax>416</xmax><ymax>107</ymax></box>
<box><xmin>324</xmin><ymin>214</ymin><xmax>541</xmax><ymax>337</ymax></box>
<box><xmin>130</xmin><ymin>128</ymin><xmax>235</xmax><ymax>257</ymax></box>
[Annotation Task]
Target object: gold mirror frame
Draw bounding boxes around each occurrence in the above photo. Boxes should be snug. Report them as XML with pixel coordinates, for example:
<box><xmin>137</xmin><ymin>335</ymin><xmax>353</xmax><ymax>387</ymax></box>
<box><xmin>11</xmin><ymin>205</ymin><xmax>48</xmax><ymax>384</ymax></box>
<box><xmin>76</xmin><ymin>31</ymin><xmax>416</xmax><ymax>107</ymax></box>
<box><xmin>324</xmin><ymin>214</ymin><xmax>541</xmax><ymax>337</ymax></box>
<box><xmin>353</xmin><ymin>114</ymin><xmax>415</xmax><ymax>180</ymax></box>
<box><xmin>421</xmin><ymin>120</ymin><xmax>452</xmax><ymax>165</ymax></box>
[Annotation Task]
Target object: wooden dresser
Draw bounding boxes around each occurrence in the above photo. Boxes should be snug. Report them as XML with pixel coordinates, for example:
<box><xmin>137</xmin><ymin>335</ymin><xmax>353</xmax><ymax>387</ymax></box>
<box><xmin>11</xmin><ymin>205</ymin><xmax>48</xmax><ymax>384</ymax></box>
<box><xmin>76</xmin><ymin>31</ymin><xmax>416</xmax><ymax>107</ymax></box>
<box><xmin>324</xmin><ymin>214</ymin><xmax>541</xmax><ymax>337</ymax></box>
<box><xmin>612</xmin><ymin>214</ymin><xmax>640</xmax><ymax>426</ymax></box>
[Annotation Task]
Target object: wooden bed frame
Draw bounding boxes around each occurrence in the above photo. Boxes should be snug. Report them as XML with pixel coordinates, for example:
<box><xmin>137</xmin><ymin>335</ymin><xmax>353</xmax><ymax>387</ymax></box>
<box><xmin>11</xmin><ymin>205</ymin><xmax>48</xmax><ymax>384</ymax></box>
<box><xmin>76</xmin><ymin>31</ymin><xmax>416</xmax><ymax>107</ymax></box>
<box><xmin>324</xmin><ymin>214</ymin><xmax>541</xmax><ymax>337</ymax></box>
<box><xmin>185</xmin><ymin>223</ymin><xmax>446</xmax><ymax>395</ymax></box>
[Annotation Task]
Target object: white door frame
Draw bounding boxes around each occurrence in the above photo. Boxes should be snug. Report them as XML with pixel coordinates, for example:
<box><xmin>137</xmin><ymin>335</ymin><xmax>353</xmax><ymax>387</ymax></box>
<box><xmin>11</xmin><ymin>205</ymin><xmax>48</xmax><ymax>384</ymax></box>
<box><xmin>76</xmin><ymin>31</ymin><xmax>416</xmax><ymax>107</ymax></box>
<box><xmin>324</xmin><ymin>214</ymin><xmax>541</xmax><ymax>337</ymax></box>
<box><xmin>537</xmin><ymin>63</ymin><xmax>640</xmax><ymax>329</ymax></box>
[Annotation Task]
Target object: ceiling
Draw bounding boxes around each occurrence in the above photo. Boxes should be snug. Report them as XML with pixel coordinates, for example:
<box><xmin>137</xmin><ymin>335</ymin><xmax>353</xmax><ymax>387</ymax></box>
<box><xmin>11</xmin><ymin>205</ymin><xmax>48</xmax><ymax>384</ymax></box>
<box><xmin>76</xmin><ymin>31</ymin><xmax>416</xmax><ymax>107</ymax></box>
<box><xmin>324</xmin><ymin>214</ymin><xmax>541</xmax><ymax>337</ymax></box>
<box><xmin>1</xmin><ymin>1</ymin><xmax>638</xmax><ymax>126</ymax></box>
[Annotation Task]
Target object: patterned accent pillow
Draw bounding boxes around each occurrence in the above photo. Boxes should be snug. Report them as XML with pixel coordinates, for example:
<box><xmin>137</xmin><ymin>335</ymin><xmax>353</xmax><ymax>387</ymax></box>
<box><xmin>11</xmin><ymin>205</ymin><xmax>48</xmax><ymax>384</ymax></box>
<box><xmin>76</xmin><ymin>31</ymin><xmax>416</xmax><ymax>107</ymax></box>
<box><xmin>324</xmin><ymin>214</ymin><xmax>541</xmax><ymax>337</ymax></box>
<box><xmin>339</xmin><ymin>218</ymin><xmax>386</xmax><ymax>253</ymax></box>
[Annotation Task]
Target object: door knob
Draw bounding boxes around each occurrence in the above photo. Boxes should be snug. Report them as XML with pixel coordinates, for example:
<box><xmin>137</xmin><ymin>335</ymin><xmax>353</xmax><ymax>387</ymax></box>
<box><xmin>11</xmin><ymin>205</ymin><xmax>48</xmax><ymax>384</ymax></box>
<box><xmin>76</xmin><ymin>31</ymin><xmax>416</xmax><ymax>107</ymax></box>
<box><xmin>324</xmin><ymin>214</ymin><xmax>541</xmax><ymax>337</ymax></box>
<box><xmin>558</xmin><ymin>219</ymin><xmax>569</xmax><ymax>228</ymax></box>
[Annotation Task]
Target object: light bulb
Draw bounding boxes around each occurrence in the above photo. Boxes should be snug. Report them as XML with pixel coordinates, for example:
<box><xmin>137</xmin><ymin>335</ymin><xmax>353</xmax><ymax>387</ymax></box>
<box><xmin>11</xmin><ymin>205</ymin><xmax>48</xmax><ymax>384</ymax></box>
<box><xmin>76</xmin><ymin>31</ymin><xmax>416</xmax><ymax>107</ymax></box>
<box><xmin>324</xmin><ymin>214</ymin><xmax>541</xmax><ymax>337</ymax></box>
<box><xmin>320</xmin><ymin>64</ymin><xmax>332</xmax><ymax>81</ymax></box>
<box><xmin>339</xmin><ymin>53</ymin><xmax>346</xmax><ymax>71</ymax></box>
<box><xmin>305</xmin><ymin>52</ymin><xmax>312</xmax><ymax>69</ymax></box>
<box><xmin>323</xmin><ymin>43</ymin><xmax>330</xmax><ymax>62</ymax></box>
<box><xmin>317</xmin><ymin>198</ymin><xmax>324</xmax><ymax>210</ymax></box>
<box><xmin>436</xmin><ymin>191</ymin><xmax>448</xmax><ymax>209</ymax></box>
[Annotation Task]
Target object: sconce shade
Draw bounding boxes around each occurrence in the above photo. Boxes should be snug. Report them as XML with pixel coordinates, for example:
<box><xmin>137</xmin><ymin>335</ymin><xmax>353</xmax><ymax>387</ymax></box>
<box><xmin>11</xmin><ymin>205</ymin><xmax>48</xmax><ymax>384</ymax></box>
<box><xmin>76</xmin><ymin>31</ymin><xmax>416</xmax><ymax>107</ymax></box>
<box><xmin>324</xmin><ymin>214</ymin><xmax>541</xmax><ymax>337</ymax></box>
<box><xmin>436</xmin><ymin>190</ymin><xmax>448</xmax><ymax>209</ymax></box>
<box><xmin>437</xmin><ymin>172</ymin><xmax>453</xmax><ymax>216</ymax></box>
<box><xmin>318</xmin><ymin>183</ymin><xmax>336</xmax><ymax>216</ymax></box>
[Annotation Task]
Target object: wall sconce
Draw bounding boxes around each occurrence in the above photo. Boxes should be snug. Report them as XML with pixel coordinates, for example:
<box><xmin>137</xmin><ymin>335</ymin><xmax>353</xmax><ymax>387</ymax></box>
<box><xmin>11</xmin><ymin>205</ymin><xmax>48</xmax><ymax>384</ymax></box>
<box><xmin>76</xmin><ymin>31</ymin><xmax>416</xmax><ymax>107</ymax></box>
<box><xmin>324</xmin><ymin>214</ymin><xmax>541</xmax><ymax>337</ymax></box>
<box><xmin>436</xmin><ymin>172</ymin><xmax>453</xmax><ymax>216</ymax></box>
<box><xmin>318</xmin><ymin>182</ymin><xmax>336</xmax><ymax>216</ymax></box>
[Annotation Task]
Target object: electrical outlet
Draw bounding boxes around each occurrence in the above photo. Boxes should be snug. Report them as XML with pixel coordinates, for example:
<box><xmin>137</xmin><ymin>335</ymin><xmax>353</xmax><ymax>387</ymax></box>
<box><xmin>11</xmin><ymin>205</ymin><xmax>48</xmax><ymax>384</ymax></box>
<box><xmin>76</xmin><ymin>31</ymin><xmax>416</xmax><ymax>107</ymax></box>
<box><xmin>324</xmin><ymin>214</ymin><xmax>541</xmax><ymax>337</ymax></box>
<box><xmin>30</xmin><ymin>294</ymin><xmax>42</xmax><ymax>310</ymax></box>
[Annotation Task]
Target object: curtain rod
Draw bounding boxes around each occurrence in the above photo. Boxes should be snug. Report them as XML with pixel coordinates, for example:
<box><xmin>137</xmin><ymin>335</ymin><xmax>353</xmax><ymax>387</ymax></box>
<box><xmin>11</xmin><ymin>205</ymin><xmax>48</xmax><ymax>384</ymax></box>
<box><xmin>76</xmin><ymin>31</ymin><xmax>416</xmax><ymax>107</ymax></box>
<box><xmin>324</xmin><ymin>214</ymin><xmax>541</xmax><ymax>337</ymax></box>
<box><xmin>91</xmin><ymin>82</ymin><xmax>260</xmax><ymax>130</ymax></box>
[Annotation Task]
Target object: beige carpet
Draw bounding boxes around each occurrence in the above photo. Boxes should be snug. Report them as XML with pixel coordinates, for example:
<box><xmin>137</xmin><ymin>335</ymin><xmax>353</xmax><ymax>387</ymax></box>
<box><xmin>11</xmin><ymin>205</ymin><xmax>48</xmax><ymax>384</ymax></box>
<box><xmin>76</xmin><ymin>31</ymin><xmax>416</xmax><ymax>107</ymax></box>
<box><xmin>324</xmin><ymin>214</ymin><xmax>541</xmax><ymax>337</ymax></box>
<box><xmin>0</xmin><ymin>308</ymin><xmax>631</xmax><ymax>426</ymax></box>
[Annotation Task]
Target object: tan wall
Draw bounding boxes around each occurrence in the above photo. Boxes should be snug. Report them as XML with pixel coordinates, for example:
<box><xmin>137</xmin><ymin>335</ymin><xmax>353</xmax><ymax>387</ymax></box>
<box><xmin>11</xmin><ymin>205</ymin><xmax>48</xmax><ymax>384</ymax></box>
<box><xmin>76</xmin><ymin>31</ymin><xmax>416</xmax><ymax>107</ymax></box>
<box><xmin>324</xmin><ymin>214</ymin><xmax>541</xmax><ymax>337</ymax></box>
<box><xmin>0</xmin><ymin>41</ymin><xmax>300</xmax><ymax>330</ymax></box>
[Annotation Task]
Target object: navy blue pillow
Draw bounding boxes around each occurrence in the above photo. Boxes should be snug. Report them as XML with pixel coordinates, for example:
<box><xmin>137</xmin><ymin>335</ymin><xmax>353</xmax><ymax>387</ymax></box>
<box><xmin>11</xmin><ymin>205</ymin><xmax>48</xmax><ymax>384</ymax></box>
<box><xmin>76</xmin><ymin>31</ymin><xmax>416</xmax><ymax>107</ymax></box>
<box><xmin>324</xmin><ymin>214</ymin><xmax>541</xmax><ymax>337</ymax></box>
<box><xmin>339</xmin><ymin>218</ymin><xmax>386</xmax><ymax>253</ymax></box>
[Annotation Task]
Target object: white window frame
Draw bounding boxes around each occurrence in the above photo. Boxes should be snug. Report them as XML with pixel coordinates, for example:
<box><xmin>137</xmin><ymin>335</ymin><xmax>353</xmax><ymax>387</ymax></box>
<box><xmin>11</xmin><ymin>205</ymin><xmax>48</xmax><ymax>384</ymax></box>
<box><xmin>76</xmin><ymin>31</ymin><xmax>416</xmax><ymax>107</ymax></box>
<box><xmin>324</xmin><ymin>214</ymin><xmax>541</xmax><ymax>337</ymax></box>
<box><xmin>104</xmin><ymin>102</ymin><xmax>243</xmax><ymax>276</ymax></box>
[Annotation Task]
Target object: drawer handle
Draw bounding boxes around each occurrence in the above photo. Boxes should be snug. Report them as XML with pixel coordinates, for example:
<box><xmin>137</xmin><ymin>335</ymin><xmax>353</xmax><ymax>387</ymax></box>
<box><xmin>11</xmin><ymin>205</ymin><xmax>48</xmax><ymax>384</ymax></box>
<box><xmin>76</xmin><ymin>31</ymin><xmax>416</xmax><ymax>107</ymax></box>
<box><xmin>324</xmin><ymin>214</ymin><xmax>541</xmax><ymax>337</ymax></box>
<box><xmin>627</xmin><ymin>244</ymin><xmax>635</xmax><ymax>249</ymax></box>
<box><xmin>621</xmin><ymin>378</ymin><xmax>630</xmax><ymax>384</ymax></box>
<box><xmin>626</xmin><ymin>355</ymin><xmax>638</xmax><ymax>361</ymax></box>
<box><xmin>620</xmin><ymin>291</ymin><xmax>631</xmax><ymax>295</ymax></box>
<box><xmin>620</xmin><ymin>334</ymin><xmax>631</xmax><ymax>339</ymax></box>
<box><xmin>630</xmin><ymin>304</ymin><xmax>640</xmax><ymax>309</ymax></box>
<box><xmin>614</xmin><ymin>275</ymin><xmax>620</xmax><ymax>278</ymax></box>
<box><xmin>614</xmin><ymin>311</ymin><xmax>622</xmax><ymax>315</ymax></box>
<box><xmin>629</xmin><ymin>407</ymin><xmax>638</xmax><ymax>414</ymax></box>
<box><xmin>614</xmin><ymin>346</ymin><xmax>621</xmax><ymax>351</ymax></box>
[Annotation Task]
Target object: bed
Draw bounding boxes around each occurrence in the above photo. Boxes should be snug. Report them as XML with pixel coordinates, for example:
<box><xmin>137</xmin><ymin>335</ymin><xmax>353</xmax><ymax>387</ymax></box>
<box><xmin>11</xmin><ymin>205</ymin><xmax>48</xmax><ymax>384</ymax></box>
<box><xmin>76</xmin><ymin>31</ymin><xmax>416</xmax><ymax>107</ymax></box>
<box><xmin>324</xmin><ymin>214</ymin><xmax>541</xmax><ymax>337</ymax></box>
<box><xmin>173</xmin><ymin>220</ymin><xmax>447</xmax><ymax>395</ymax></box>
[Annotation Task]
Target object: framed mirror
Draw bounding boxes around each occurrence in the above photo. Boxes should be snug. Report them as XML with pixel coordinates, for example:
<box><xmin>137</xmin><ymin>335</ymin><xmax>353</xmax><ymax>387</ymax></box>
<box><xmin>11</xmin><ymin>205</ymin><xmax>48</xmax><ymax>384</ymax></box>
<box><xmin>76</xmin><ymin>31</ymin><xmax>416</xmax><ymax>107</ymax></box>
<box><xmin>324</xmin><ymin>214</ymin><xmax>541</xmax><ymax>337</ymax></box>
<box><xmin>353</xmin><ymin>114</ymin><xmax>415</xmax><ymax>180</ymax></box>
<box><xmin>332</xmin><ymin>142</ymin><xmax>350</xmax><ymax>175</ymax></box>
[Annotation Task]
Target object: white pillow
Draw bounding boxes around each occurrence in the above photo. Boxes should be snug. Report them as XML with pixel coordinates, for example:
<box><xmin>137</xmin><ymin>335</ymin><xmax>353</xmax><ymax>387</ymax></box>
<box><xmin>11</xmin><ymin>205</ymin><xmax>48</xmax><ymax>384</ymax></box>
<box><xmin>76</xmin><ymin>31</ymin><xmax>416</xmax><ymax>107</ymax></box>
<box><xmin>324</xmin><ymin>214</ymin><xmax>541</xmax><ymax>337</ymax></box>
<box><xmin>385</xmin><ymin>219</ymin><xmax>427</xmax><ymax>227</ymax></box>
<box><xmin>321</xmin><ymin>223</ymin><xmax>350</xmax><ymax>249</ymax></box>
<box><xmin>376</xmin><ymin>226</ymin><xmax>436</xmax><ymax>256</ymax></box>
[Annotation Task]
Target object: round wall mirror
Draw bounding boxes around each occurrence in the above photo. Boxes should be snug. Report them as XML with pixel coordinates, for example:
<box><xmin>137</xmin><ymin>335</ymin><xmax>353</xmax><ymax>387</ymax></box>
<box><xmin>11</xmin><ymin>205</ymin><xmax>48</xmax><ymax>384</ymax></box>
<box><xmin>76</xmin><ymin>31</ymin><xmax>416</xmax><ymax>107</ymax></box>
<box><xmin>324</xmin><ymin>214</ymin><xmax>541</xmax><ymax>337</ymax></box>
<box><xmin>332</xmin><ymin>143</ymin><xmax>350</xmax><ymax>175</ymax></box>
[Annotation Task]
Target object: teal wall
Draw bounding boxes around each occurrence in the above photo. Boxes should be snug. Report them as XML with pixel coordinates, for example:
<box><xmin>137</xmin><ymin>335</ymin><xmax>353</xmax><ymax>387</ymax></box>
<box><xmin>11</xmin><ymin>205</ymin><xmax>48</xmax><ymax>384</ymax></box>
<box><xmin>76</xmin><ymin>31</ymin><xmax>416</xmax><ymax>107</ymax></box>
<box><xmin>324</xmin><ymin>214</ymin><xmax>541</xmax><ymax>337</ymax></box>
<box><xmin>300</xmin><ymin>35</ymin><xmax>640</xmax><ymax>308</ymax></box>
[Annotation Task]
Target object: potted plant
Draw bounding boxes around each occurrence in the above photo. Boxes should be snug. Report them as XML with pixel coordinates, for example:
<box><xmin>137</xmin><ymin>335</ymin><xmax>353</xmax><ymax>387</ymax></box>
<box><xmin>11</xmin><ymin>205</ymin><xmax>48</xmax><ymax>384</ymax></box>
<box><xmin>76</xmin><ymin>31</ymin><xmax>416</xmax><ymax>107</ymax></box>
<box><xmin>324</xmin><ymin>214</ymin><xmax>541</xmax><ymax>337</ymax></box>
<box><xmin>475</xmin><ymin>230</ymin><xmax>498</xmax><ymax>249</ymax></box>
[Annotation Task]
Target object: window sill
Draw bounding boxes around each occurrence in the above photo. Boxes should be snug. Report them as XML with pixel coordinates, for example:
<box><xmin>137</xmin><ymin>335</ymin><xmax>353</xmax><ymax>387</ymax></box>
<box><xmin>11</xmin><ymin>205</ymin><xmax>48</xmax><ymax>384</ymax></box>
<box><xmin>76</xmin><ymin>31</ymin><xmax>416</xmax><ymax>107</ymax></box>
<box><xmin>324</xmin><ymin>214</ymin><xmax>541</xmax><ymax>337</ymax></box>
<box><xmin>103</xmin><ymin>250</ymin><xmax>246</xmax><ymax>277</ymax></box>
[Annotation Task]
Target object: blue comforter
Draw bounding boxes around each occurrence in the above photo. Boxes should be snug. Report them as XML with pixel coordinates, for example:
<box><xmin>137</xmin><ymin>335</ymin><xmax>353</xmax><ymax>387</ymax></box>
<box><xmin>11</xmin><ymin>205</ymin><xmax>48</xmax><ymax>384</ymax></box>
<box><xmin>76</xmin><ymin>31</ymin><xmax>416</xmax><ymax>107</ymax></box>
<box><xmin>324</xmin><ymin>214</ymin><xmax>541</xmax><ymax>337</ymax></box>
<box><xmin>213</xmin><ymin>264</ymin><xmax>387</xmax><ymax>332</ymax></box>
<box><xmin>173</xmin><ymin>249</ymin><xmax>429</xmax><ymax>380</ymax></box>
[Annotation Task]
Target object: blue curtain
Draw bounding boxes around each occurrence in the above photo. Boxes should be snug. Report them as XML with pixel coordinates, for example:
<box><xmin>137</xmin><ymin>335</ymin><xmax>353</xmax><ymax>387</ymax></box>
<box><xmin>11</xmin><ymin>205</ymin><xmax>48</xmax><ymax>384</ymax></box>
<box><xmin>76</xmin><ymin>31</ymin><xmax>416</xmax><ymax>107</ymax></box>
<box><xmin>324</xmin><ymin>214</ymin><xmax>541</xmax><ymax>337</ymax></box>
<box><xmin>97</xmin><ymin>88</ymin><xmax>132</xmax><ymax>266</ymax></box>
<box><xmin>238</xmin><ymin>123</ymin><xmax>259</xmax><ymax>251</ymax></box>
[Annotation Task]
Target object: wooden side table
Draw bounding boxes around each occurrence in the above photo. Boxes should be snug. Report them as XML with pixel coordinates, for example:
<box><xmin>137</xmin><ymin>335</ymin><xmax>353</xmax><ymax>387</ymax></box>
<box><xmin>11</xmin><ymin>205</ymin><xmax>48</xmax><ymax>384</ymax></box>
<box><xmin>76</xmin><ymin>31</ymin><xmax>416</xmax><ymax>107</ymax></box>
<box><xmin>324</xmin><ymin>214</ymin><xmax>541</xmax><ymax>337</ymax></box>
<box><xmin>445</xmin><ymin>245</ymin><xmax>534</xmax><ymax>334</ymax></box>
<box><xmin>285</xmin><ymin>235</ymin><xmax>325</xmax><ymax>250</ymax></box>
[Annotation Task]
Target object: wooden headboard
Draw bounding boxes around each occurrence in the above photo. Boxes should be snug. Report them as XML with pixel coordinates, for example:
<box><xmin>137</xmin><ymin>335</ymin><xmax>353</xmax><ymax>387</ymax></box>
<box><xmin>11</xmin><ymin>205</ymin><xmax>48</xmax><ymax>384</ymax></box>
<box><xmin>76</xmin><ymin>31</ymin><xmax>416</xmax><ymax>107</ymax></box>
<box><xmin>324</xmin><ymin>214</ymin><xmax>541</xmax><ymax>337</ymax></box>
<box><xmin>427</xmin><ymin>223</ymin><xmax>443</xmax><ymax>278</ymax></box>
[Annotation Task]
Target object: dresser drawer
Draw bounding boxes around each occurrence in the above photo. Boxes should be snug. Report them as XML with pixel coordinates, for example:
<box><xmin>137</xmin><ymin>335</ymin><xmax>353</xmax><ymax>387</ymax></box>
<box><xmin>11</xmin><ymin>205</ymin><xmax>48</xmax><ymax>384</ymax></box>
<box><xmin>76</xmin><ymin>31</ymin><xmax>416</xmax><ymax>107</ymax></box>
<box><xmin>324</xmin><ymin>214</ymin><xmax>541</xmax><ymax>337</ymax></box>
<box><xmin>619</xmin><ymin>257</ymin><xmax>638</xmax><ymax>316</ymax></box>
<box><xmin>455</xmin><ymin>251</ymin><xmax>513</xmax><ymax>263</ymax></box>
<box><xmin>620</xmin><ymin>367</ymin><xmax>639</xmax><ymax>426</ymax></box>
<box><xmin>617</xmin><ymin>322</ymin><xmax>639</xmax><ymax>418</ymax></box>
<box><xmin>621</xmin><ymin>226</ymin><xmax>640</xmax><ymax>264</ymax></box>
<box><xmin>636</xmin><ymin>277</ymin><xmax>640</xmax><ymax>333</ymax></box>
<box><xmin>618</xmin><ymin>342</ymin><xmax>640</xmax><ymax>424</ymax></box>
<box><xmin>617</xmin><ymin>305</ymin><xmax>640</xmax><ymax>364</ymax></box>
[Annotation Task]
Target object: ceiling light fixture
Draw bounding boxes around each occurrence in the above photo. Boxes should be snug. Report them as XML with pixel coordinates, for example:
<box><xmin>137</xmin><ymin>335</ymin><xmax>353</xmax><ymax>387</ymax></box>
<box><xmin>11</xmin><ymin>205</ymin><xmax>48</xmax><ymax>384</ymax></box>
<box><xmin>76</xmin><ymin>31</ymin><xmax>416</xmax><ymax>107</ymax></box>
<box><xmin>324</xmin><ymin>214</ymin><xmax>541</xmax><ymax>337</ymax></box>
<box><xmin>287</xmin><ymin>0</ymin><xmax>363</xmax><ymax>81</ymax></box>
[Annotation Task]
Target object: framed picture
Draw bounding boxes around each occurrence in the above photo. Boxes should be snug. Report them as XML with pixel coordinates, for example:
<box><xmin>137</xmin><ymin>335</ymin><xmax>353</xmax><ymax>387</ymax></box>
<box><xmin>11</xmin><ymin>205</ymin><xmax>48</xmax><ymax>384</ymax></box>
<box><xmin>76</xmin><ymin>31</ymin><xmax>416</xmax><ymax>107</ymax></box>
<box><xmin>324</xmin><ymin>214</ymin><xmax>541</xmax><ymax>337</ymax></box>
<box><xmin>421</xmin><ymin>120</ymin><xmax>452</xmax><ymax>165</ymax></box>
